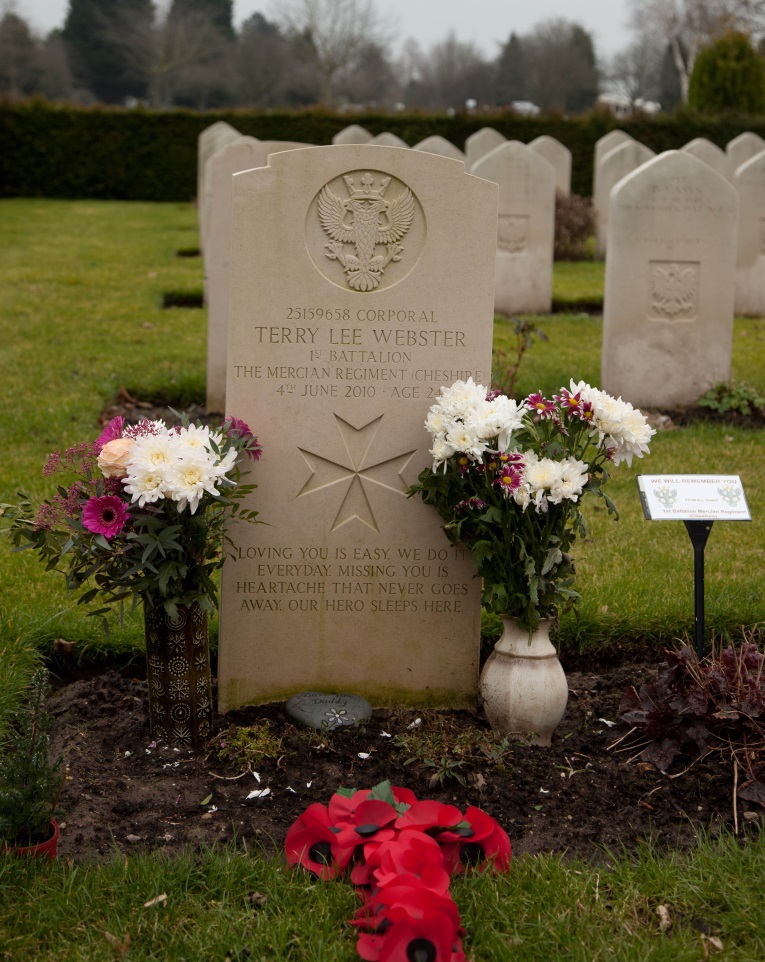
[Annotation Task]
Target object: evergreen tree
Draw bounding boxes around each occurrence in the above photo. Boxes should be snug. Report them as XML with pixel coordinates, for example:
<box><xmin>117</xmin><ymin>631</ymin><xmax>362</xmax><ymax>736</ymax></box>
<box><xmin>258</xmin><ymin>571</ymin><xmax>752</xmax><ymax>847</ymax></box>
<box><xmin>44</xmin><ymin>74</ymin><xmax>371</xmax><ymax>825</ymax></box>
<box><xmin>658</xmin><ymin>42</ymin><xmax>684</xmax><ymax>110</ymax></box>
<box><xmin>496</xmin><ymin>32</ymin><xmax>527</xmax><ymax>105</ymax></box>
<box><xmin>688</xmin><ymin>30</ymin><xmax>765</xmax><ymax>113</ymax></box>
<box><xmin>565</xmin><ymin>25</ymin><xmax>599</xmax><ymax>113</ymax></box>
<box><xmin>62</xmin><ymin>0</ymin><xmax>154</xmax><ymax>103</ymax></box>
<box><xmin>0</xmin><ymin>12</ymin><xmax>41</xmax><ymax>99</ymax></box>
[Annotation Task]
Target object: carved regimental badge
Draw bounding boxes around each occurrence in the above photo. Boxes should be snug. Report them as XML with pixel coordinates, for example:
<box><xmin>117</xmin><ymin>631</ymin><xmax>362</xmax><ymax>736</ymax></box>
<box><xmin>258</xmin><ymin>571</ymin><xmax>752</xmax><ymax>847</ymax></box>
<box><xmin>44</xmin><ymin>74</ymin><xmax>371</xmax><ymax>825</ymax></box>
<box><xmin>648</xmin><ymin>261</ymin><xmax>700</xmax><ymax>321</ymax></box>
<box><xmin>317</xmin><ymin>172</ymin><xmax>416</xmax><ymax>292</ymax></box>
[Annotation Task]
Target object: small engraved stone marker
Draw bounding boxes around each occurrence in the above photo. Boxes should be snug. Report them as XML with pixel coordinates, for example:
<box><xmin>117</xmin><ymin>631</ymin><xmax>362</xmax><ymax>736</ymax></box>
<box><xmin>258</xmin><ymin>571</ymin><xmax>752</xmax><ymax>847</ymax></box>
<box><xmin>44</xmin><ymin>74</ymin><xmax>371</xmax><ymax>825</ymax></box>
<box><xmin>285</xmin><ymin>691</ymin><xmax>372</xmax><ymax>731</ymax></box>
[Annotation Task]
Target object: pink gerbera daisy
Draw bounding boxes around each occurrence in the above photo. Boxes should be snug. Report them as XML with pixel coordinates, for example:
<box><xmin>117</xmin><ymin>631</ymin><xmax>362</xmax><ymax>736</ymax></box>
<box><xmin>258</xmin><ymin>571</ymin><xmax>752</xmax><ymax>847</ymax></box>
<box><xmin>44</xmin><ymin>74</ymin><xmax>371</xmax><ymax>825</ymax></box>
<box><xmin>82</xmin><ymin>495</ymin><xmax>130</xmax><ymax>539</ymax></box>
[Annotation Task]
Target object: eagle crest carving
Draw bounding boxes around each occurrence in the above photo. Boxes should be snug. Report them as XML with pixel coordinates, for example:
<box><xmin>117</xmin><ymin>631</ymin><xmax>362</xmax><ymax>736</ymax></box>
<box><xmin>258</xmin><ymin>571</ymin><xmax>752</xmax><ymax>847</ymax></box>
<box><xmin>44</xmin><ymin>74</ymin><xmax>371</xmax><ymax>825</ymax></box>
<box><xmin>318</xmin><ymin>172</ymin><xmax>415</xmax><ymax>291</ymax></box>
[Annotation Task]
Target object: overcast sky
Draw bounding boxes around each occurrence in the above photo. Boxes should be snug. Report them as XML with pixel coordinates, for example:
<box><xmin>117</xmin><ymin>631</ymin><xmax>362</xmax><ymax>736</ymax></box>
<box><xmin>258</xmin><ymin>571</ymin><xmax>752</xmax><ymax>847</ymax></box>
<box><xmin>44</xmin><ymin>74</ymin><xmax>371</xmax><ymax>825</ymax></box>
<box><xmin>22</xmin><ymin>0</ymin><xmax>634</xmax><ymax>60</ymax></box>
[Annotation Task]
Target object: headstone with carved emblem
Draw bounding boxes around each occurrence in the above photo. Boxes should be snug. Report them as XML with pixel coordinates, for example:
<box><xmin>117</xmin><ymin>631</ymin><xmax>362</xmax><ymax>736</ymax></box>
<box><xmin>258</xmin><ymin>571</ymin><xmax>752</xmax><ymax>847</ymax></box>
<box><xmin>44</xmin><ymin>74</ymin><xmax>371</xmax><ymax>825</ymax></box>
<box><xmin>472</xmin><ymin>140</ymin><xmax>556</xmax><ymax>316</ymax></box>
<box><xmin>602</xmin><ymin>151</ymin><xmax>739</xmax><ymax>409</ymax></box>
<box><xmin>217</xmin><ymin>145</ymin><xmax>497</xmax><ymax>711</ymax></box>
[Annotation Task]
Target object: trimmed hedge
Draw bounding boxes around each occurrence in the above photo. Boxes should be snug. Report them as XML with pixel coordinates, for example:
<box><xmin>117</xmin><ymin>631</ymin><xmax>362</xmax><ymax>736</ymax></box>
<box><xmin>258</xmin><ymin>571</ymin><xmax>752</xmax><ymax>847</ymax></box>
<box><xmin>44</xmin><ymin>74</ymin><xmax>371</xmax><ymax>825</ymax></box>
<box><xmin>3</xmin><ymin>100</ymin><xmax>765</xmax><ymax>201</ymax></box>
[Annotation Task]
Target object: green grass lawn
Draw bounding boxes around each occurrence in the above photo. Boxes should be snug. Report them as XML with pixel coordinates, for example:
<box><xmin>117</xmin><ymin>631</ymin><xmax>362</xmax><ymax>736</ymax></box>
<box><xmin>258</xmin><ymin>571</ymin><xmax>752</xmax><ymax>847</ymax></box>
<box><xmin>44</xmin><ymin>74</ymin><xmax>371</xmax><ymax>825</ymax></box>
<box><xmin>1</xmin><ymin>199</ymin><xmax>764</xmax><ymax>959</ymax></box>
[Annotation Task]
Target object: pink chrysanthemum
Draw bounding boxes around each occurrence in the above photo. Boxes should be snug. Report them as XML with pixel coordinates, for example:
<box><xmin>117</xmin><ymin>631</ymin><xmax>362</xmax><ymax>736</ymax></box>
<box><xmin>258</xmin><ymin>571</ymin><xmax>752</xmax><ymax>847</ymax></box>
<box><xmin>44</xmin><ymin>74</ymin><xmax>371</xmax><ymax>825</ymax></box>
<box><xmin>82</xmin><ymin>495</ymin><xmax>130</xmax><ymax>539</ymax></box>
<box><xmin>554</xmin><ymin>388</ymin><xmax>581</xmax><ymax>414</ymax></box>
<box><xmin>494</xmin><ymin>465</ymin><xmax>523</xmax><ymax>495</ymax></box>
<box><xmin>526</xmin><ymin>392</ymin><xmax>556</xmax><ymax>418</ymax></box>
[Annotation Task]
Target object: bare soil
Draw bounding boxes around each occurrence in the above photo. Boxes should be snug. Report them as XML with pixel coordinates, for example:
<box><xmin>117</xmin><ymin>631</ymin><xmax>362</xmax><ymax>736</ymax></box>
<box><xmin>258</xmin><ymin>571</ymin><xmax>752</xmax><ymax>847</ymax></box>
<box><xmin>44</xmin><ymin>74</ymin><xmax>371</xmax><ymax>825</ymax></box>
<box><xmin>46</xmin><ymin>660</ymin><xmax>762</xmax><ymax>865</ymax></box>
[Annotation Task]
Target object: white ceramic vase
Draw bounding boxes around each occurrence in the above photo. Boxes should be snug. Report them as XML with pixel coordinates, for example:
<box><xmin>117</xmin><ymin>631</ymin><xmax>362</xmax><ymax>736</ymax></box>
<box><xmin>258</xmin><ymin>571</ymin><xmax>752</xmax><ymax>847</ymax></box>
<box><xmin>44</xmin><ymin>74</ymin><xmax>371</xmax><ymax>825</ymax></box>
<box><xmin>479</xmin><ymin>617</ymin><xmax>568</xmax><ymax>747</ymax></box>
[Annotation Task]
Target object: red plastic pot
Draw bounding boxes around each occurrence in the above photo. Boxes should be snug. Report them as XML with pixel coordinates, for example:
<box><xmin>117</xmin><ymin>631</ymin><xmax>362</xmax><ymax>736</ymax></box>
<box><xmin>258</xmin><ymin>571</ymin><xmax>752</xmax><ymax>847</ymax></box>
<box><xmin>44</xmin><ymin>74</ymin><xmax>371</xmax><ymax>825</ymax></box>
<box><xmin>7</xmin><ymin>819</ymin><xmax>60</xmax><ymax>859</ymax></box>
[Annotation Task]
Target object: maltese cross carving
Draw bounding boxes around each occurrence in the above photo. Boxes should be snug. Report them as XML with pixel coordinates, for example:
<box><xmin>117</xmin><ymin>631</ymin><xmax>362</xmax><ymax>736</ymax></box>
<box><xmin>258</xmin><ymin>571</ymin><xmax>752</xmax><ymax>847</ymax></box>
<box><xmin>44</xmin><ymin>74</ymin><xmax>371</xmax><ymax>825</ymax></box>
<box><xmin>296</xmin><ymin>414</ymin><xmax>416</xmax><ymax>532</ymax></box>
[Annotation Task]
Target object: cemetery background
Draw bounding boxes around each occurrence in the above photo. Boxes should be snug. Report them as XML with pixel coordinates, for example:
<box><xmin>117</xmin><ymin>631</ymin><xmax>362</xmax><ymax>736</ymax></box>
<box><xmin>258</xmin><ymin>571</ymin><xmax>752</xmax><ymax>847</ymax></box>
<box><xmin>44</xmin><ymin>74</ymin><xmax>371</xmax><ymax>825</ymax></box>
<box><xmin>1</xmin><ymin>185</ymin><xmax>765</xmax><ymax>955</ymax></box>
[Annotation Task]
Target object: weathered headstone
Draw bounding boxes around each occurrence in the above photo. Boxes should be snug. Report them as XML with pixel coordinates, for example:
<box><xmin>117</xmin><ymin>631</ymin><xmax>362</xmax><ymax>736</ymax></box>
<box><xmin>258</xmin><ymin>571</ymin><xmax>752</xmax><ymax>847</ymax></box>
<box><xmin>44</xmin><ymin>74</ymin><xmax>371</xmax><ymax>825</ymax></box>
<box><xmin>682</xmin><ymin>138</ymin><xmax>731</xmax><ymax>180</ymax></box>
<box><xmin>197</xmin><ymin>121</ymin><xmax>241</xmax><ymax>250</ymax></box>
<box><xmin>472</xmin><ymin>141</ymin><xmax>556</xmax><ymax>315</ymax></box>
<box><xmin>332</xmin><ymin>124</ymin><xmax>372</xmax><ymax>145</ymax></box>
<box><xmin>465</xmin><ymin>127</ymin><xmax>506</xmax><ymax>171</ymax></box>
<box><xmin>205</xmin><ymin>138</ymin><xmax>309</xmax><ymax>413</ymax></box>
<box><xmin>727</xmin><ymin>131</ymin><xmax>765</xmax><ymax>176</ymax></box>
<box><xmin>528</xmin><ymin>135</ymin><xmax>572</xmax><ymax>196</ymax></box>
<box><xmin>734</xmin><ymin>150</ymin><xmax>765</xmax><ymax>315</ymax></box>
<box><xmin>218</xmin><ymin>145</ymin><xmax>497</xmax><ymax>711</ymax></box>
<box><xmin>602</xmin><ymin>151</ymin><xmax>739</xmax><ymax>409</ymax></box>
<box><xmin>595</xmin><ymin>140</ymin><xmax>655</xmax><ymax>258</ymax></box>
<box><xmin>413</xmin><ymin>136</ymin><xmax>466</xmax><ymax>163</ymax></box>
<box><xmin>369</xmin><ymin>132</ymin><xmax>409</xmax><ymax>148</ymax></box>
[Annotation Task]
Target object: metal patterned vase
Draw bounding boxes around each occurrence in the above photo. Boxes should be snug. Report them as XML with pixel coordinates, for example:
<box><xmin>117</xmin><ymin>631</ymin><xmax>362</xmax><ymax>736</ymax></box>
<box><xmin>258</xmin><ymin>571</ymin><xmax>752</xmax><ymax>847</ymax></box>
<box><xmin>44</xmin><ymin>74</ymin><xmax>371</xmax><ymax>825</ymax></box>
<box><xmin>144</xmin><ymin>601</ymin><xmax>213</xmax><ymax>751</ymax></box>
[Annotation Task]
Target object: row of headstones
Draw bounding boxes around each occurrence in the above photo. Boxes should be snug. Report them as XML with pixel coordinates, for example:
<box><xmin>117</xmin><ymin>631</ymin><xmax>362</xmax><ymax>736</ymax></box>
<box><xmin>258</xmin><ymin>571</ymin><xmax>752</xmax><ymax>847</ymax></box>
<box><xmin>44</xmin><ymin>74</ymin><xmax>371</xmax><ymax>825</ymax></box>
<box><xmin>199</xmin><ymin>120</ymin><xmax>750</xmax><ymax>422</ymax></box>
<box><xmin>594</xmin><ymin>129</ymin><xmax>765</xmax><ymax>318</ymax></box>
<box><xmin>199</xmin><ymin>122</ymin><xmax>571</xmax><ymax>412</ymax></box>
<box><xmin>199</xmin><ymin>124</ymin><xmax>743</xmax><ymax>709</ymax></box>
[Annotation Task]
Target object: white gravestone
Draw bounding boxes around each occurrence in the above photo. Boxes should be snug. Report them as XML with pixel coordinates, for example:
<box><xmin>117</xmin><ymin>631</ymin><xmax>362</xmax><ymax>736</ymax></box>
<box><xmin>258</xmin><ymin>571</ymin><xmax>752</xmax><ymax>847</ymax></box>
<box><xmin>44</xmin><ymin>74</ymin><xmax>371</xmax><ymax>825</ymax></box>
<box><xmin>332</xmin><ymin>125</ymin><xmax>372</xmax><ymax>145</ymax></box>
<box><xmin>197</xmin><ymin>121</ymin><xmax>241</xmax><ymax>251</ymax></box>
<box><xmin>734</xmin><ymin>151</ymin><xmax>765</xmax><ymax>315</ymax></box>
<box><xmin>465</xmin><ymin>127</ymin><xmax>506</xmax><ymax>171</ymax></box>
<box><xmin>727</xmin><ymin>132</ymin><xmax>765</xmax><ymax>176</ymax></box>
<box><xmin>205</xmin><ymin>138</ymin><xmax>310</xmax><ymax>413</ymax></box>
<box><xmin>595</xmin><ymin>140</ymin><xmax>655</xmax><ymax>258</ymax></box>
<box><xmin>528</xmin><ymin>135</ymin><xmax>572</xmax><ymax>196</ymax></box>
<box><xmin>472</xmin><ymin>141</ymin><xmax>556</xmax><ymax>316</ymax></box>
<box><xmin>603</xmin><ymin>151</ymin><xmax>739</xmax><ymax>409</ymax></box>
<box><xmin>682</xmin><ymin>138</ymin><xmax>732</xmax><ymax>180</ymax></box>
<box><xmin>218</xmin><ymin>145</ymin><xmax>497</xmax><ymax>711</ymax></box>
<box><xmin>369</xmin><ymin>132</ymin><xmax>409</xmax><ymax>148</ymax></box>
<box><xmin>413</xmin><ymin>136</ymin><xmax>467</xmax><ymax>163</ymax></box>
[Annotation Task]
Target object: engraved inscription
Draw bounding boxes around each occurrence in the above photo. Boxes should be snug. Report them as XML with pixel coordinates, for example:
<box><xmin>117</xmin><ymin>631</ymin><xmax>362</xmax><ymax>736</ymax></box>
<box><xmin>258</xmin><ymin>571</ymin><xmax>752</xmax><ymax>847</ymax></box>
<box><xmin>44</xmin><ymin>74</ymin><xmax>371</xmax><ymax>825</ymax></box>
<box><xmin>497</xmin><ymin>214</ymin><xmax>529</xmax><ymax>253</ymax></box>
<box><xmin>318</xmin><ymin>172</ymin><xmax>415</xmax><ymax>291</ymax></box>
<box><xmin>296</xmin><ymin>413</ymin><xmax>416</xmax><ymax>532</ymax></box>
<box><xmin>648</xmin><ymin>260</ymin><xmax>700</xmax><ymax>321</ymax></box>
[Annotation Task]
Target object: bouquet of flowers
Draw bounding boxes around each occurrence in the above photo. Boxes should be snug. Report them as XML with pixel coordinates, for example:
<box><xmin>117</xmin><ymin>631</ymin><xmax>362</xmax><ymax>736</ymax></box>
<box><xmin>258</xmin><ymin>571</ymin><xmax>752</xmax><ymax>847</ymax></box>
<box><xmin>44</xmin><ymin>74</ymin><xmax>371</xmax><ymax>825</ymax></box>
<box><xmin>5</xmin><ymin>413</ymin><xmax>262</xmax><ymax>622</ymax></box>
<box><xmin>286</xmin><ymin>779</ymin><xmax>511</xmax><ymax>962</ymax></box>
<box><xmin>409</xmin><ymin>378</ymin><xmax>654</xmax><ymax>634</ymax></box>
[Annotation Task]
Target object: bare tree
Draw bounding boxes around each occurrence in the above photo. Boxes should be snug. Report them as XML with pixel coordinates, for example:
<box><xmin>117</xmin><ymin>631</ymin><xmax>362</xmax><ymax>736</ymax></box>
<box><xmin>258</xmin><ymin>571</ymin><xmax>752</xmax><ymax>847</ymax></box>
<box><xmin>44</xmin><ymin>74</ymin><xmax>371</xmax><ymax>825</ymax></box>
<box><xmin>270</xmin><ymin>0</ymin><xmax>394</xmax><ymax>105</ymax></box>
<box><xmin>401</xmin><ymin>33</ymin><xmax>494</xmax><ymax>110</ymax></box>
<box><xmin>628</xmin><ymin>0</ymin><xmax>765</xmax><ymax>101</ymax></box>
<box><xmin>607</xmin><ymin>39</ymin><xmax>663</xmax><ymax>109</ymax></box>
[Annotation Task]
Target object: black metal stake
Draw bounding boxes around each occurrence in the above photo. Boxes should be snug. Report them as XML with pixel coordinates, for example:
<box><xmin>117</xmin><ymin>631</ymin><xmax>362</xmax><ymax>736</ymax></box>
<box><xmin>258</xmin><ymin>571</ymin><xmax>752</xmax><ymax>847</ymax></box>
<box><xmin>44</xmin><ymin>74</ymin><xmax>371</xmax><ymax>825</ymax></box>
<box><xmin>683</xmin><ymin>520</ymin><xmax>714</xmax><ymax>660</ymax></box>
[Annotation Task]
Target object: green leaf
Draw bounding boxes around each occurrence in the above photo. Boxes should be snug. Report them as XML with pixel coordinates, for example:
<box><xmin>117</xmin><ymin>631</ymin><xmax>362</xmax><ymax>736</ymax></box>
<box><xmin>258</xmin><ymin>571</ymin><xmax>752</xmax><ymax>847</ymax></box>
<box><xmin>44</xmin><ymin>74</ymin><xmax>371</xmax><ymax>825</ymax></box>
<box><xmin>200</xmin><ymin>793</ymin><xmax>213</xmax><ymax>806</ymax></box>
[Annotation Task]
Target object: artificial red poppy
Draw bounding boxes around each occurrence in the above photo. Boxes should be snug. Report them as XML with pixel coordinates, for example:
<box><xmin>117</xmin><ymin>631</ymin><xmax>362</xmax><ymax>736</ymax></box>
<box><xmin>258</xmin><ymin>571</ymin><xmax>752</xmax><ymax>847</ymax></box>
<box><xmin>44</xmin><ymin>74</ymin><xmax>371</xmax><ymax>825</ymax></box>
<box><xmin>356</xmin><ymin>903</ymin><xmax>463</xmax><ymax>962</ymax></box>
<box><xmin>284</xmin><ymin>802</ymin><xmax>346</xmax><ymax>880</ymax></box>
<box><xmin>356</xmin><ymin>879</ymin><xmax>461</xmax><ymax>932</ymax></box>
<box><xmin>437</xmin><ymin>805</ymin><xmax>512</xmax><ymax>874</ymax></box>
<box><xmin>329</xmin><ymin>785</ymin><xmax>417</xmax><ymax>828</ymax></box>
<box><xmin>393</xmin><ymin>800</ymin><xmax>463</xmax><ymax>836</ymax></box>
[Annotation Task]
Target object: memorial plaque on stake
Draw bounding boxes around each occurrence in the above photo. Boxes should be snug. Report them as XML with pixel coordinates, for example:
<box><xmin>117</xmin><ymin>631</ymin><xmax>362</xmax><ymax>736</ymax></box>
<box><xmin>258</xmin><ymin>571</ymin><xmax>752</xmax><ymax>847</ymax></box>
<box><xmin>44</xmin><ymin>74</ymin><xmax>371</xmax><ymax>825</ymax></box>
<box><xmin>218</xmin><ymin>145</ymin><xmax>497</xmax><ymax>711</ymax></box>
<box><xmin>636</xmin><ymin>475</ymin><xmax>751</xmax><ymax>521</ymax></box>
<box><xmin>637</xmin><ymin>474</ymin><xmax>750</xmax><ymax>658</ymax></box>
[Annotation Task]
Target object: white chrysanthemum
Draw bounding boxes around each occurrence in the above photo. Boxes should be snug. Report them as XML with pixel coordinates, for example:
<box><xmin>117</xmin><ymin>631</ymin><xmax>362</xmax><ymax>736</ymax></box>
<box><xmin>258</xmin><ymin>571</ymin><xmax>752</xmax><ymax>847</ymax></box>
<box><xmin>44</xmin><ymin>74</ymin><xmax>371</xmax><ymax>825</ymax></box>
<box><xmin>569</xmin><ymin>380</ymin><xmax>655</xmax><ymax>465</ymax></box>
<box><xmin>430</xmin><ymin>437</ymin><xmax>457</xmax><ymax>471</ymax></box>
<box><xmin>425</xmin><ymin>407</ymin><xmax>457</xmax><ymax>440</ymax></box>
<box><xmin>123</xmin><ymin>466</ymin><xmax>168</xmax><ymax>507</ymax></box>
<box><xmin>512</xmin><ymin>482</ymin><xmax>531</xmax><ymax>511</ymax></box>
<box><xmin>445</xmin><ymin>424</ymin><xmax>488</xmax><ymax>461</ymax></box>
<box><xmin>165</xmin><ymin>453</ymin><xmax>221</xmax><ymax>514</ymax></box>
<box><xmin>175</xmin><ymin>423</ymin><xmax>220</xmax><ymax>453</ymax></box>
<box><xmin>549</xmin><ymin>457</ymin><xmax>589</xmax><ymax>504</ymax></box>
<box><xmin>435</xmin><ymin>378</ymin><xmax>488</xmax><ymax>420</ymax></box>
<box><xmin>489</xmin><ymin>395</ymin><xmax>527</xmax><ymax>450</ymax></box>
<box><xmin>126</xmin><ymin>429</ymin><xmax>176</xmax><ymax>472</ymax></box>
